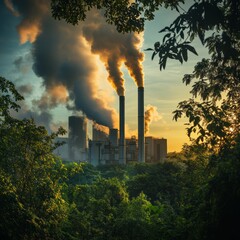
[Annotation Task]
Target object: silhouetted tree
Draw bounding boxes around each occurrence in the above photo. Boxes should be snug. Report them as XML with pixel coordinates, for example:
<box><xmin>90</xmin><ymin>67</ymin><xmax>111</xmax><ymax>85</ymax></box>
<box><xmin>51</xmin><ymin>0</ymin><xmax>183</xmax><ymax>33</ymax></box>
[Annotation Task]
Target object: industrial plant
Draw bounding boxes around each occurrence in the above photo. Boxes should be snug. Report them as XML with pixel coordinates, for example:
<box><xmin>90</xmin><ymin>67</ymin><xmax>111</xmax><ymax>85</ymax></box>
<box><xmin>54</xmin><ymin>85</ymin><xmax>167</xmax><ymax>165</ymax></box>
<box><xmin>54</xmin><ymin>115</ymin><xmax>167</xmax><ymax>166</ymax></box>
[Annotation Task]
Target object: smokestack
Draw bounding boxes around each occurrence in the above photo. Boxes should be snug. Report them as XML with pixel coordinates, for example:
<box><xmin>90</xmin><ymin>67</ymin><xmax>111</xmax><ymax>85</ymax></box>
<box><xmin>138</xmin><ymin>87</ymin><xmax>145</xmax><ymax>163</ymax></box>
<box><xmin>119</xmin><ymin>96</ymin><xmax>126</xmax><ymax>164</ymax></box>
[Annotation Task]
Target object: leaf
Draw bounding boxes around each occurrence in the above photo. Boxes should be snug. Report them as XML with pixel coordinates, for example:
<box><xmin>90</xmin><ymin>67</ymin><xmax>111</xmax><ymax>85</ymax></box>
<box><xmin>163</xmin><ymin>33</ymin><xmax>171</xmax><ymax>43</ymax></box>
<box><xmin>180</xmin><ymin>30</ymin><xmax>184</xmax><ymax>39</ymax></box>
<box><xmin>172</xmin><ymin>110</ymin><xmax>182</xmax><ymax>121</ymax></box>
<box><xmin>184</xmin><ymin>45</ymin><xmax>198</xmax><ymax>55</ymax></box>
<box><xmin>177</xmin><ymin>52</ymin><xmax>183</xmax><ymax>64</ymax></box>
<box><xmin>144</xmin><ymin>48</ymin><xmax>154</xmax><ymax>51</ymax></box>
<box><xmin>154</xmin><ymin>41</ymin><xmax>160</xmax><ymax>51</ymax></box>
<box><xmin>182</xmin><ymin>48</ymin><xmax>188</xmax><ymax>61</ymax></box>
<box><xmin>161</xmin><ymin>57</ymin><xmax>167</xmax><ymax>70</ymax></box>
<box><xmin>194</xmin><ymin>116</ymin><xmax>201</xmax><ymax>126</ymax></box>
<box><xmin>198</xmin><ymin>29</ymin><xmax>205</xmax><ymax>44</ymax></box>
<box><xmin>151</xmin><ymin>51</ymin><xmax>157</xmax><ymax>60</ymax></box>
<box><xmin>159</xmin><ymin>26</ymin><xmax>170</xmax><ymax>33</ymax></box>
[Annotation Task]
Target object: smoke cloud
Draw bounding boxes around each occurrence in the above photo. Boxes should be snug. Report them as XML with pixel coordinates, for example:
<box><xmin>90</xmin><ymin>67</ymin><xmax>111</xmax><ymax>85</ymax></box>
<box><xmin>93</xmin><ymin>122</ymin><xmax>109</xmax><ymax>135</ymax></box>
<box><xmin>145</xmin><ymin>105</ymin><xmax>162</xmax><ymax>135</ymax></box>
<box><xmin>10</xmin><ymin>0</ymin><xmax>48</xmax><ymax>43</ymax></box>
<box><xmin>6</xmin><ymin>0</ymin><xmax>144</xmax><ymax>129</ymax></box>
<box><xmin>17</xmin><ymin>84</ymin><xmax>33</xmax><ymax>96</ymax></box>
<box><xmin>4</xmin><ymin>0</ymin><xmax>19</xmax><ymax>16</ymax></box>
<box><xmin>82</xmin><ymin>10</ymin><xmax>144</xmax><ymax>96</ymax></box>
<box><xmin>10</xmin><ymin>100</ymin><xmax>53</xmax><ymax>132</ymax></box>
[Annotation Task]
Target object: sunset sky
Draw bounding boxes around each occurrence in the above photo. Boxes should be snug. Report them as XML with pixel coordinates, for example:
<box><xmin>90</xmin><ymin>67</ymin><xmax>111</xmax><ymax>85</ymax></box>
<box><xmin>0</xmin><ymin>0</ymin><xmax>209</xmax><ymax>152</ymax></box>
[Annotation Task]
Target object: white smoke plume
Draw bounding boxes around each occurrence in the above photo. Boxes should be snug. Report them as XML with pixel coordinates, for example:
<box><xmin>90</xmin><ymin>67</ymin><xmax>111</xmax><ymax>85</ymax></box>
<box><xmin>145</xmin><ymin>104</ymin><xmax>162</xmax><ymax>135</ymax></box>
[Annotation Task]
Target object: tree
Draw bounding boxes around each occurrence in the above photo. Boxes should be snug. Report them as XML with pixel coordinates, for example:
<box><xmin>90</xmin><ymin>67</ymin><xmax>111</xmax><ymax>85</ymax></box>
<box><xmin>51</xmin><ymin>0</ymin><xmax>183</xmax><ymax>33</ymax></box>
<box><xmin>0</xmin><ymin>77</ymin><xmax>68</xmax><ymax>239</ymax></box>
<box><xmin>151</xmin><ymin>0</ymin><xmax>240</xmax><ymax>148</ymax></box>
<box><xmin>189</xmin><ymin>135</ymin><xmax>240</xmax><ymax>240</ymax></box>
<box><xmin>114</xmin><ymin>192</ymin><xmax>152</xmax><ymax>240</ymax></box>
<box><xmin>65</xmin><ymin>177</ymin><xmax>129</xmax><ymax>239</ymax></box>
<box><xmin>0</xmin><ymin>76</ymin><xmax>23</xmax><ymax>120</ymax></box>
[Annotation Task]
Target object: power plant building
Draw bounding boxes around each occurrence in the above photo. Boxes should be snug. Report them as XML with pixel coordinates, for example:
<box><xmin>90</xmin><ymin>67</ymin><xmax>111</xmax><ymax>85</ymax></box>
<box><xmin>145</xmin><ymin>136</ymin><xmax>167</xmax><ymax>163</ymax></box>
<box><xmin>126</xmin><ymin>136</ymin><xmax>138</xmax><ymax>163</ymax></box>
<box><xmin>109</xmin><ymin>128</ymin><xmax>118</xmax><ymax>147</ymax></box>
<box><xmin>54</xmin><ymin>115</ymin><xmax>167</xmax><ymax>165</ymax></box>
<box><xmin>92</xmin><ymin>126</ymin><xmax>108</xmax><ymax>142</ymax></box>
<box><xmin>68</xmin><ymin>116</ymin><xmax>88</xmax><ymax>162</ymax></box>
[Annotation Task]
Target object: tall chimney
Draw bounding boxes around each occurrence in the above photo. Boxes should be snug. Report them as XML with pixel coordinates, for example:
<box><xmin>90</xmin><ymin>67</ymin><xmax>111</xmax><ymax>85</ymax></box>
<box><xmin>119</xmin><ymin>96</ymin><xmax>126</xmax><ymax>164</ymax></box>
<box><xmin>138</xmin><ymin>87</ymin><xmax>145</xmax><ymax>162</ymax></box>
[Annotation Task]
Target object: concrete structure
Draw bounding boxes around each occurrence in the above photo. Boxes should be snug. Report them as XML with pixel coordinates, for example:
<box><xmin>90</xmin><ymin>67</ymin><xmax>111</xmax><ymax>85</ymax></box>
<box><xmin>145</xmin><ymin>136</ymin><xmax>167</xmax><ymax>163</ymax></box>
<box><xmin>138</xmin><ymin>87</ymin><xmax>145</xmax><ymax>163</ymax></box>
<box><xmin>89</xmin><ymin>140</ymin><xmax>105</xmax><ymax>166</ymax></box>
<box><xmin>145</xmin><ymin>136</ymin><xmax>154</xmax><ymax>163</ymax></box>
<box><xmin>64</xmin><ymin>112</ymin><xmax>167</xmax><ymax>165</ymax></box>
<box><xmin>102</xmin><ymin>143</ymin><xmax>119</xmax><ymax>165</ymax></box>
<box><xmin>126</xmin><ymin>136</ymin><xmax>138</xmax><ymax>163</ymax></box>
<box><xmin>88</xmin><ymin>134</ymin><xmax>167</xmax><ymax>166</ymax></box>
<box><xmin>109</xmin><ymin>128</ymin><xmax>118</xmax><ymax>147</ymax></box>
<box><xmin>92</xmin><ymin>126</ymin><xmax>108</xmax><ymax>141</ymax></box>
<box><xmin>89</xmin><ymin>140</ymin><xmax>119</xmax><ymax>166</ymax></box>
<box><xmin>119</xmin><ymin>96</ymin><xmax>126</xmax><ymax>164</ymax></box>
<box><xmin>68</xmin><ymin>116</ymin><xmax>87</xmax><ymax>162</ymax></box>
<box><xmin>154</xmin><ymin>138</ymin><xmax>167</xmax><ymax>163</ymax></box>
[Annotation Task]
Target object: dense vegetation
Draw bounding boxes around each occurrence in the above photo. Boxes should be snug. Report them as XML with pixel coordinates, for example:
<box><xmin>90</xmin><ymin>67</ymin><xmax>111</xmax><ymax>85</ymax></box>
<box><xmin>1</xmin><ymin>0</ymin><xmax>240</xmax><ymax>239</ymax></box>
<box><xmin>1</xmin><ymin>77</ymin><xmax>240</xmax><ymax>240</ymax></box>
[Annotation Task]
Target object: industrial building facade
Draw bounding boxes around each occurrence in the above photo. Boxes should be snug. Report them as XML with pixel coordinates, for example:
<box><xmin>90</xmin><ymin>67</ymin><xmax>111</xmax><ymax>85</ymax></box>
<box><xmin>68</xmin><ymin>116</ymin><xmax>88</xmax><ymax>162</ymax></box>
<box><xmin>55</xmin><ymin>116</ymin><xmax>167</xmax><ymax>165</ymax></box>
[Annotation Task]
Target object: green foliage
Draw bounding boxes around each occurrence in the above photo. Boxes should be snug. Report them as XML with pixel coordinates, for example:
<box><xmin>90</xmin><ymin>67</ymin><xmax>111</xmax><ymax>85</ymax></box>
<box><xmin>51</xmin><ymin>0</ymin><xmax>184</xmax><ymax>33</ymax></box>
<box><xmin>64</xmin><ymin>177</ymin><xmax>129</xmax><ymax>239</ymax></box>
<box><xmin>127</xmin><ymin>162</ymin><xmax>183</xmax><ymax>205</ymax></box>
<box><xmin>1</xmin><ymin>67</ymin><xmax>239</xmax><ymax>239</ymax></box>
<box><xmin>155</xmin><ymin>0</ymin><xmax>240</xmax><ymax>149</ymax></box>
<box><xmin>196</xmin><ymin>136</ymin><xmax>240</xmax><ymax>240</ymax></box>
<box><xmin>0</xmin><ymin>77</ymin><xmax>68</xmax><ymax>239</ymax></box>
<box><xmin>0</xmin><ymin>118</ymin><xmax>69</xmax><ymax>239</ymax></box>
<box><xmin>0</xmin><ymin>76</ymin><xmax>24</xmax><ymax>120</ymax></box>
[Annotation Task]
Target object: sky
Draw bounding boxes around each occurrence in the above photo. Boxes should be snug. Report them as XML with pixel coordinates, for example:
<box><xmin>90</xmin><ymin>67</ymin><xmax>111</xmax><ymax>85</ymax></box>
<box><xmin>0</xmin><ymin>0</ymin><xmax>209</xmax><ymax>152</ymax></box>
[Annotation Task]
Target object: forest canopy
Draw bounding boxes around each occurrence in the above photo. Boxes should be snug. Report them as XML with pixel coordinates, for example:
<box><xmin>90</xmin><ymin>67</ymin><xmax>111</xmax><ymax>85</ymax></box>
<box><xmin>1</xmin><ymin>74</ymin><xmax>240</xmax><ymax>239</ymax></box>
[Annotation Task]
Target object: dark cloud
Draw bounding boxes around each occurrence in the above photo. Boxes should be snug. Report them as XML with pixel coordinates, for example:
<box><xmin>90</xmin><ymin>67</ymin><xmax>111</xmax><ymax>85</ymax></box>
<box><xmin>5</xmin><ymin>0</ymin><xmax>144</xmax><ymax>129</ymax></box>
<box><xmin>10</xmin><ymin>100</ymin><xmax>53</xmax><ymax>132</ymax></box>
<box><xmin>31</xmin><ymin>15</ymin><xmax>117</xmax><ymax>127</ymax></box>
<box><xmin>82</xmin><ymin>10</ymin><xmax>144</xmax><ymax>95</ymax></box>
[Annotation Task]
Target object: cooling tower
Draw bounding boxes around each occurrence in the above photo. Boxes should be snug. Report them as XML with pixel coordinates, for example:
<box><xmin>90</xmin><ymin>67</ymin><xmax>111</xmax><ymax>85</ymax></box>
<box><xmin>68</xmin><ymin>116</ymin><xmax>87</xmax><ymax>161</ymax></box>
<box><xmin>109</xmin><ymin>128</ymin><xmax>118</xmax><ymax>147</ymax></box>
<box><xmin>119</xmin><ymin>96</ymin><xmax>126</xmax><ymax>164</ymax></box>
<box><xmin>138</xmin><ymin>87</ymin><xmax>145</xmax><ymax>162</ymax></box>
